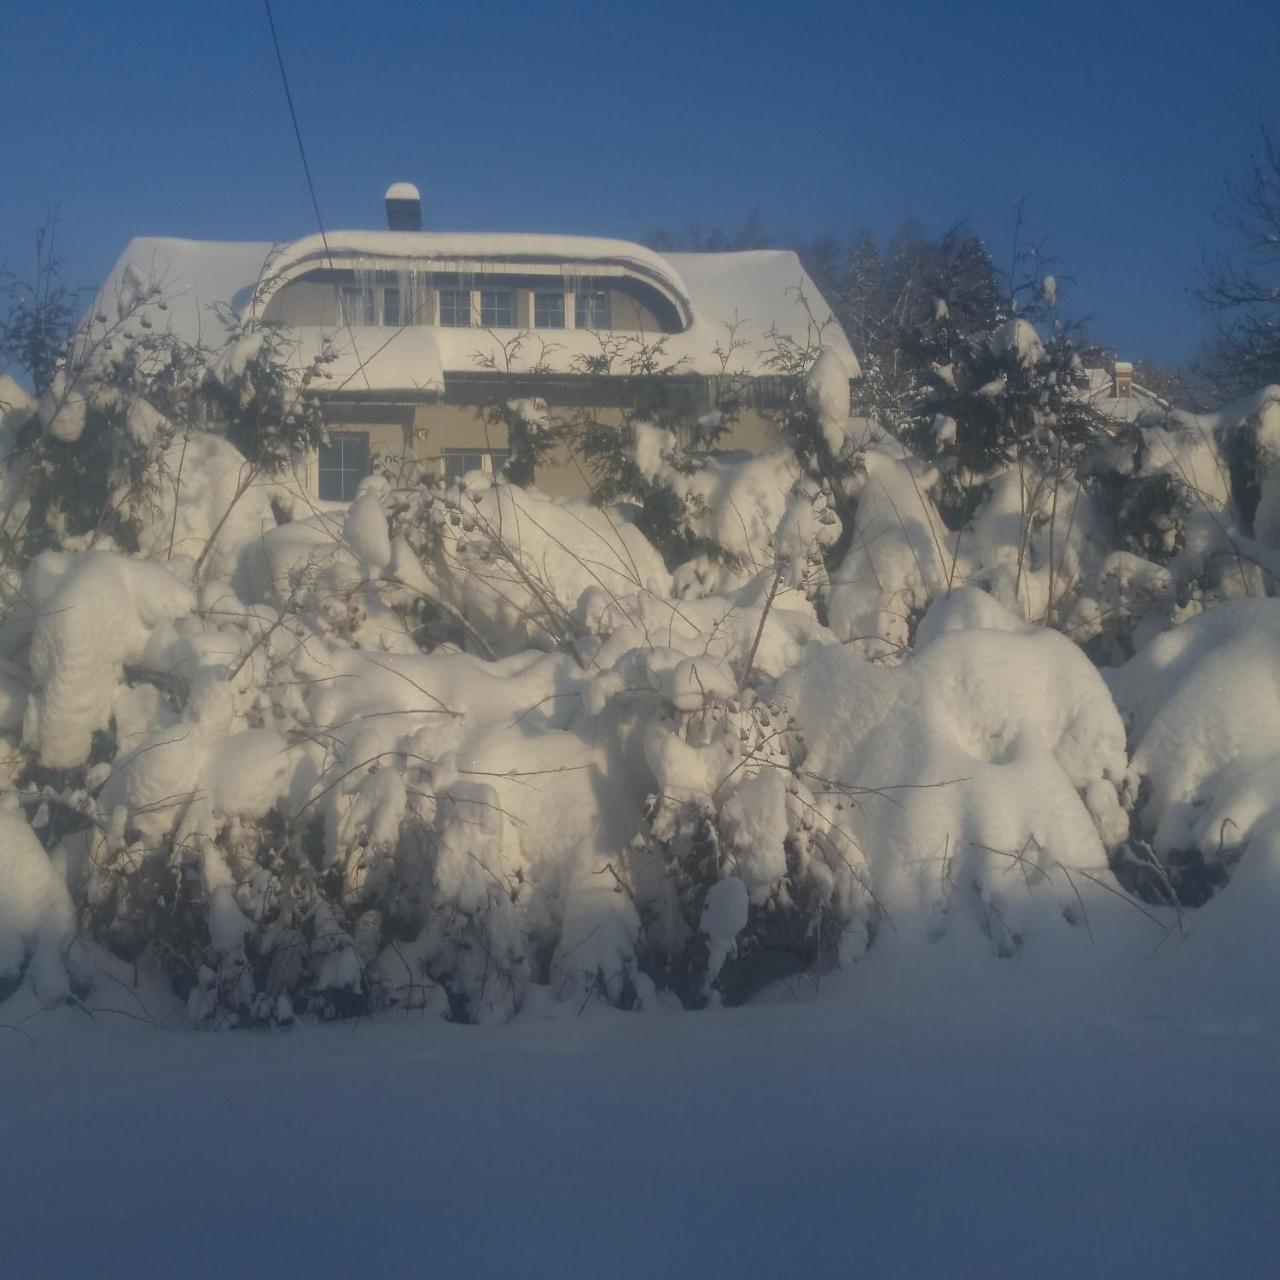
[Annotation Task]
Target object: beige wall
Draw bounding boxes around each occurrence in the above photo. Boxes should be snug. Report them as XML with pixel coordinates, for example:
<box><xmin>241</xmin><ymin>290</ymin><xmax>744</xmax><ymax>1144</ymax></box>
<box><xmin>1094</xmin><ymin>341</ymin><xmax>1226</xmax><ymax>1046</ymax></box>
<box><xmin>412</xmin><ymin>403</ymin><xmax>509</xmax><ymax>455</ymax></box>
<box><xmin>315</xmin><ymin>387</ymin><xmax>783</xmax><ymax>499</ymax></box>
<box><xmin>262</xmin><ymin>280</ymin><xmax>341</xmax><ymax>327</ymax></box>
<box><xmin>403</xmin><ymin>402</ymin><xmax>779</xmax><ymax>497</ymax></box>
<box><xmin>605</xmin><ymin>291</ymin><xmax>661</xmax><ymax>333</ymax></box>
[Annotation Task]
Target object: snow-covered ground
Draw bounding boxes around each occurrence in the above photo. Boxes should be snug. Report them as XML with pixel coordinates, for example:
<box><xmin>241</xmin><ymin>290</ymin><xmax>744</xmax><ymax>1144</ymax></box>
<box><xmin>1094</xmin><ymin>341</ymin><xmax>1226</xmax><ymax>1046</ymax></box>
<box><xmin>4</xmin><ymin>931</ymin><xmax>1277</xmax><ymax>1279</ymax></box>
<box><xmin>7</xmin><ymin>315</ymin><xmax>1280</xmax><ymax>1276</ymax></box>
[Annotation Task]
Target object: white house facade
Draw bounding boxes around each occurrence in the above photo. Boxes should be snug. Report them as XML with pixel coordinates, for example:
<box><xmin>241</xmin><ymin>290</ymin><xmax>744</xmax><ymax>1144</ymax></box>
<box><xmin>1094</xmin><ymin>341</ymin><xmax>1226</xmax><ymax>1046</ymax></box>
<box><xmin>94</xmin><ymin>184</ymin><xmax>858</xmax><ymax>500</ymax></box>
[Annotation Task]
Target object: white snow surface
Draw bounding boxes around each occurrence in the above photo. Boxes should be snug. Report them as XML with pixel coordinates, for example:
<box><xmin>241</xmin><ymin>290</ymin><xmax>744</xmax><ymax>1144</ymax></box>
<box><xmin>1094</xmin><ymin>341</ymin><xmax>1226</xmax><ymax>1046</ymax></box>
<box><xmin>1</xmin><ymin>943</ymin><xmax>1277</xmax><ymax>1279</ymax></box>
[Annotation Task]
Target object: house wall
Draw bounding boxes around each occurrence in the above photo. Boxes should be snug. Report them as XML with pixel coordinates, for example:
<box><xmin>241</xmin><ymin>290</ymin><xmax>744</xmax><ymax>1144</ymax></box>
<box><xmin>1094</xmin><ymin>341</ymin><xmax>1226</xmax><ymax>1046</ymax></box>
<box><xmin>313</xmin><ymin>397</ymin><xmax>782</xmax><ymax>499</ymax></box>
<box><xmin>410</xmin><ymin>402</ymin><xmax>779</xmax><ymax>497</ymax></box>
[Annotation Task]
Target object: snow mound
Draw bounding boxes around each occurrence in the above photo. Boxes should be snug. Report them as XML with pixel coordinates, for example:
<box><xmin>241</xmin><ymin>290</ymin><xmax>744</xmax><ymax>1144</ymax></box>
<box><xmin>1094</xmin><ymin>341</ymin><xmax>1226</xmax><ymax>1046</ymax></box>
<box><xmin>441</xmin><ymin>481</ymin><xmax>672</xmax><ymax>654</ymax></box>
<box><xmin>827</xmin><ymin>436</ymin><xmax>953</xmax><ymax>656</ymax></box>
<box><xmin>21</xmin><ymin>553</ymin><xmax>195</xmax><ymax>768</ymax></box>
<box><xmin>136</xmin><ymin>432</ymin><xmax>282</xmax><ymax>588</ymax></box>
<box><xmin>343</xmin><ymin>475</ymin><xmax>392</xmax><ymax>571</ymax></box>
<box><xmin>990</xmin><ymin>318</ymin><xmax>1045</xmax><ymax>368</ymax></box>
<box><xmin>1112</xmin><ymin>599</ymin><xmax>1280</xmax><ymax>864</ymax></box>
<box><xmin>0</xmin><ymin>809</ymin><xmax>74</xmax><ymax>1003</ymax></box>
<box><xmin>782</xmin><ymin>590</ymin><xmax>1131</xmax><ymax>954</ymax></box>
<box><xmin>804</xmin><ymin>347</ymin><xmax>856</xmax><ymax>455</ymax></box>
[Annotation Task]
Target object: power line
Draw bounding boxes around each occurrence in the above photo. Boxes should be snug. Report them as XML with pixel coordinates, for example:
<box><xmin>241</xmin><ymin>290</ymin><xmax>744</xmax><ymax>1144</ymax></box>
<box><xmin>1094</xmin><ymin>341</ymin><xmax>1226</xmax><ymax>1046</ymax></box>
<box><xmin>263</xmin><ymin>0</ymin><xmax>332</xmax><ymax>267</ymax></box>
<box><xmin>262</xmin><ymin>0</ymin><xmax>375</xmax><ymax>390</ymax></box>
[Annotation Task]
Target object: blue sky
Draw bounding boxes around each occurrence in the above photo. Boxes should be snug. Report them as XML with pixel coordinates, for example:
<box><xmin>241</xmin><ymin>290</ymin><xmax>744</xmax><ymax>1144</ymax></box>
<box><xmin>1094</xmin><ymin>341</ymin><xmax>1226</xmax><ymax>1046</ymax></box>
<box><xmin>2</xmin><ymin>0</ymin><xmax>1277</xmax><ymax>364</ymax></box>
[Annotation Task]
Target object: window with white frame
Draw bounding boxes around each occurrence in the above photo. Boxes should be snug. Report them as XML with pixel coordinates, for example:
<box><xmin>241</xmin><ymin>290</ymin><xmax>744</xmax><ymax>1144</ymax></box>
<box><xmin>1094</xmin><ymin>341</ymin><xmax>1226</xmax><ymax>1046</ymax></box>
<box><xmin>340</xmin><ymin>285</ymin><xmax>376</xmax><ymax>326</ymax></box>
<box><xmin>439</xmin><ymin>288</ymin><xmax>472</xmax><ymax>327</ymax></box>
<box><xmin>383</xmin><ymin>284</ymin><xmax>407</xmax><ymax>327</ymax></box>
<box><xmin>317</xmin><ymin>432</ymin><xmax>371</xmax><ymax>501</ymax></box>
<box><xmin>534</xmin><ymin>290</ymin><xmax>565</xmax><ymax>329</ymax></box>
<box><xmin>575</xmin><ymin>287</ymin><xmax>611</xmax><ymax>330</ymax></box>
<box><xmin>480</xmin><ymin>288</ymin><xmax>515</xmax><ymax>328</ymax></box>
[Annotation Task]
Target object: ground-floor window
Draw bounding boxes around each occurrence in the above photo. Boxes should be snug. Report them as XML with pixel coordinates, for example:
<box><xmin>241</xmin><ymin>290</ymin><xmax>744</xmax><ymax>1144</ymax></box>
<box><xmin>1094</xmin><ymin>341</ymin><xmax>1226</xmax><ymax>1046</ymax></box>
<box><xmin>318</xmin><ymin>431</ymin><xmax>372</xmax><ymax>501</ymax></box>
<box><xmin>443</xmin><ymin>448</ymin><xmax>510</xmax><ymax>484</ymax></box>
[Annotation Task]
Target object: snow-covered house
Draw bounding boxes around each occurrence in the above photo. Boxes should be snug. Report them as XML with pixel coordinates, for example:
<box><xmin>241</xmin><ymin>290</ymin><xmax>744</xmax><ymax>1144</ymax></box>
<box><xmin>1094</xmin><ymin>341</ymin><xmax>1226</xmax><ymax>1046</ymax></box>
<box><xmin>95</xmin><ymin>184</ymin><xmax>856</xmax><ymax>499</ymax></box>
<box><xmin>1085</xmin><ymin>360</ymin><xmax>1168</xmax><ymax>424</ymax></box>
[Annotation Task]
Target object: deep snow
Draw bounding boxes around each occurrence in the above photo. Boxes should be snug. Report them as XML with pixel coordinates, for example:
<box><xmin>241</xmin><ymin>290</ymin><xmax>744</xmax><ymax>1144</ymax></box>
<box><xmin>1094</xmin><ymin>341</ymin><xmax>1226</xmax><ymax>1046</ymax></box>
<box><xmin>3</xmin><ymin>935</ymin><xmax>1277</xmax><ymax>1280</ymax></box>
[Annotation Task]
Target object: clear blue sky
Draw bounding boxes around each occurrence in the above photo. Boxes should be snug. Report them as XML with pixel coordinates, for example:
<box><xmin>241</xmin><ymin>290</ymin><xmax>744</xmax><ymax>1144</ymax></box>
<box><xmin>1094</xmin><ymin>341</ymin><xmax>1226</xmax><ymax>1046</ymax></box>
<box><xmin>2</xmin><ymin>0</ymin><xmax>1277</xmax><ymax>365</ymax></box>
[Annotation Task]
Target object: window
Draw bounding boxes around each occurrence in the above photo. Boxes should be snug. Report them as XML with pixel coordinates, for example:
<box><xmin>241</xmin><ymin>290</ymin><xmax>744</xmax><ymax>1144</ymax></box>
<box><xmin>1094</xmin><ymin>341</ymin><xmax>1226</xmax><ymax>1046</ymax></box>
<box><xmin>575</xmin><ymin>288</ymin><xmax>611</xmax><ymax>330</ymax></box>
<box><xmin>439</xmin><ymin>288</ymin><xmax>472</xmax><ymax>327</ymax></box>
<box><xmin>383</xmin><ymin>285</ymin><xmax>402</xmax><ymax>327</ymax></box>
<box><xmin>534</xmin><ymin>290</ymin><xmax>565</xmax><ymax>329</ymax></box>
<box><xmin>443</xmin><ymin>450</ymin><xmax>484</xmax><ymax>483</ymax></box>
<box><xmin>340</xmin><ymin>285</ymin><xmax>376</xmax><ymax>326</ymax></box>
<box><xmin>480</xmin><ymin>288</ymin><xmax>515</xmax><ymax>328</ymax></box>
<box><xmin>443</xmin><ymin>448</ymin><xmax>510</xmax><ymax>484</ymax></box>
<box><xmin>317</xmin><ymin>432</ymin><xmax>371</xmax><ymax>501</ymax></box>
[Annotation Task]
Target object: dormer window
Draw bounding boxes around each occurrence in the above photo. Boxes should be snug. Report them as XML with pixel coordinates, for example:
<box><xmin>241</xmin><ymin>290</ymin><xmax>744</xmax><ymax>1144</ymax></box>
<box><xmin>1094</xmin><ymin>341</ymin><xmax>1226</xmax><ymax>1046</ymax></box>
<box><xmin>264</xmin><ymin>261</ymin><xmax>685</xmax><ymax>334</ymax></box>
<box><xmin>340</xmin><ymin>285</ymin><xmax>375</xmax><ymax>326</ymax></box>
<box><xmin>439</xmin><ymin>288</ymin><xmax>471</xmax><ymax>327</ymax></box>
<box><xmin>576</xmin><ymin>288</ymin><xmax>611</xmax><ymax>330</ymax></box>
<box><xmin>480</xmin><ymin>288</ymin><xmax>515</xmax><ymax>328</ymax></box>
<box><xmin>383</xmin><ymin>284</ymin><xmax>403</xmax><ymax>327</ymax></box>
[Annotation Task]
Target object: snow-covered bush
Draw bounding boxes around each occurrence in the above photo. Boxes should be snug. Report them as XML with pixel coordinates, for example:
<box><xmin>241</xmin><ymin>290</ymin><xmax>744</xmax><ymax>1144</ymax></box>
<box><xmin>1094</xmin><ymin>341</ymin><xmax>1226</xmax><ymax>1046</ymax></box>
<box><xmin>20</xmin><ymin>551</ymin><xmax>195</xmax><ymax>769</ymax></box>
<box><xmin>0</xmin><ymin>807</ymin><xmax>74</xmax><ymax>1004</ymax></box>
<box><xmin>781</xmin><ymin>589</ymin><xmax>1131</xmax><ymax>955</ymax></box>
<box><xmin>1110</xmin><ymin>598</ymin><xmax>1280</xmax><ymax>906</ymax></box>
<box><xmin>6</xmin><ymin>268</ymin><xmax>1280</xmax><ymax>1029</ymax></box>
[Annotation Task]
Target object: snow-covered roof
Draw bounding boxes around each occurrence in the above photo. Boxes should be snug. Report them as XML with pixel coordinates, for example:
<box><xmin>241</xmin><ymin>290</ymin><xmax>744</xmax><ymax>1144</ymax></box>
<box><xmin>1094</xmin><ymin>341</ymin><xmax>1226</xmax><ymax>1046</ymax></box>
<box><xmin>92</xmin><ymin>238</ymin><xmax>277</xmax><ymax>350</ymax></box>
<box><xmin>1083</xmin><ymin>366</ymin><xmax>1167</xmax><ymax>423</ymax></box>
<box><xmin>90</xmin><ymin>234</ymin><xmax>856</xmax><ymax>387</ymax></box>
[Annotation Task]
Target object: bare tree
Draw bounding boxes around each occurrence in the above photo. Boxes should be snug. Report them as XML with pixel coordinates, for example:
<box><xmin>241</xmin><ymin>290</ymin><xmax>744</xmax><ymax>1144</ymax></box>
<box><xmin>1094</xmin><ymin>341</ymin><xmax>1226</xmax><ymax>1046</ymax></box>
<box><xmin>1199</xmin><ymin>126</ymin><xmax>1280</xmax><ymax>396</ymax></box>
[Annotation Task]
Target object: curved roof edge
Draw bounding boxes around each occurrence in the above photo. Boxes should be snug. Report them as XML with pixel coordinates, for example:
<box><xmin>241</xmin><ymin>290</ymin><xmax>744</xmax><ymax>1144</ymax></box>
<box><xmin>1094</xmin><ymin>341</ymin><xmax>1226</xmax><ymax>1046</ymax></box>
<box><xmin>255</xmin><ymin>230</ymin><xmax>695</xmax><ymax>323</ymax></box>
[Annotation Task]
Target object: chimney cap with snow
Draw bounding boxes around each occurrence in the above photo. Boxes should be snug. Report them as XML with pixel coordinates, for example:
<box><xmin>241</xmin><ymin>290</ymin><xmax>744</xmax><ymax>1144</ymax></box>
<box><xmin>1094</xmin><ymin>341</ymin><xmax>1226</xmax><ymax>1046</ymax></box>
<box><xmin>384</xmin><ymin>182</ymin><xmax>422</xmax><ymax>231</ymax></box>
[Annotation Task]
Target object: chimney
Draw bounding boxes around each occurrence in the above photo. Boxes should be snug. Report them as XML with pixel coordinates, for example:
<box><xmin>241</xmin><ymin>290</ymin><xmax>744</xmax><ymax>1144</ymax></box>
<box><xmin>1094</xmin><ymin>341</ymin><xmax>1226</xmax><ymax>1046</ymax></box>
<box><xmin>1113</xmin><ymin>360</ymin><xmax>1133</xmax><ymax>399</ymax></box>
<box><xmin>384</xmin><ymin>182</ymin><xmax>422</xmax><ymax>231</ymax></box>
